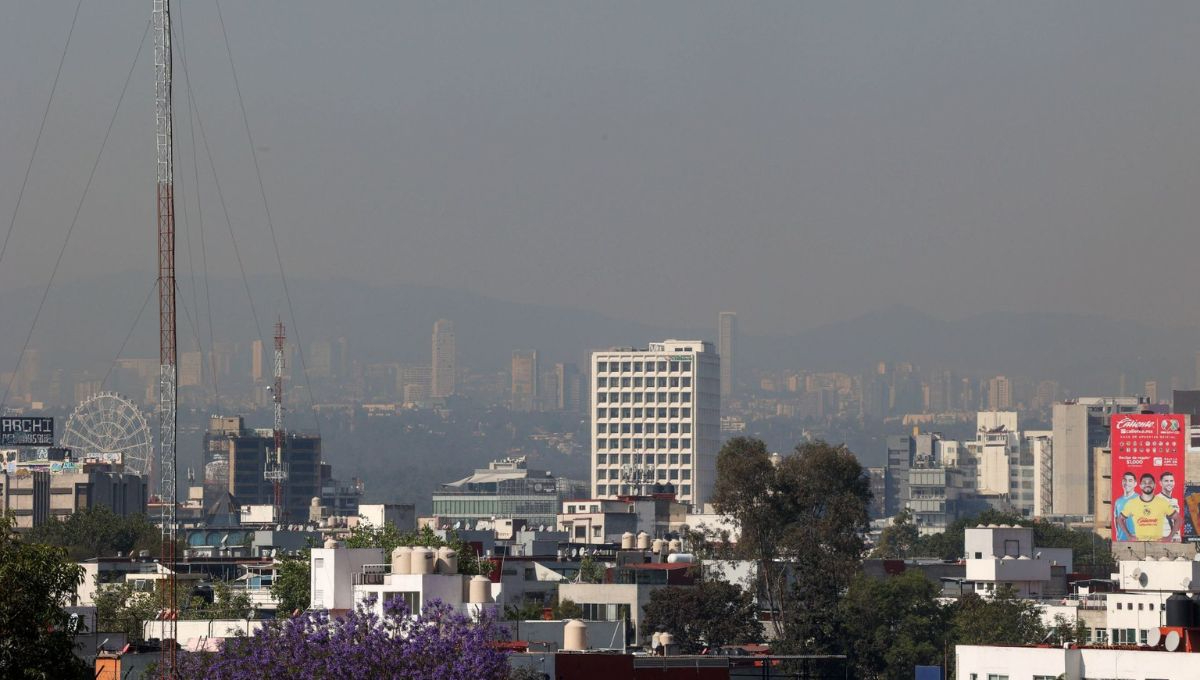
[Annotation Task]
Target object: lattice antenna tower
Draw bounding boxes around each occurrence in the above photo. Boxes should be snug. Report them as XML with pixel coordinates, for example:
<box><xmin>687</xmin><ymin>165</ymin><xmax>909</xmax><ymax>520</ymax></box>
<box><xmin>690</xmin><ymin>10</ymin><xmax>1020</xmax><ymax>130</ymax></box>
<box><xmin>264</xmin><ymin>318</ymin><xmax>288</xmax><ymax>510</ymax></box>
<box><xmin>153</xmin><ymin>0</ymin><xmax>179</xmax><ymax>675</ymax></box>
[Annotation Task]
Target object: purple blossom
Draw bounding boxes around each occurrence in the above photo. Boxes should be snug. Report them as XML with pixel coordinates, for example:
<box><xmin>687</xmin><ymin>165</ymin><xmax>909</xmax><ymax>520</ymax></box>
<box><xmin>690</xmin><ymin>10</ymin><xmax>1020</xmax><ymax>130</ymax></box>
<box><xmin>178</xmin><ymin>596</ymin><xmax>509</xmax><ymax>679</ymax></box>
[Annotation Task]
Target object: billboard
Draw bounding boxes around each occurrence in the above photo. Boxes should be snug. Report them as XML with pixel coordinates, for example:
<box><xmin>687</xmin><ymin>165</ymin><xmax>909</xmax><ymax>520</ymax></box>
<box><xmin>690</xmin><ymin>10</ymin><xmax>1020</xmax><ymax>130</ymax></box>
<box><xmin>0</xmin><ymin>417</ymin><xmax>54</xmax><ymax>446</ymax></box>
<box><xmin>1111</xmin><ymin>413</ymin><xmax>1186</xmax><ymax>543</ymax></box>
<box><xmin>1184</xmin><ymin>484</ymin><xmax>1200</xmax><ymax>545</ymax></box>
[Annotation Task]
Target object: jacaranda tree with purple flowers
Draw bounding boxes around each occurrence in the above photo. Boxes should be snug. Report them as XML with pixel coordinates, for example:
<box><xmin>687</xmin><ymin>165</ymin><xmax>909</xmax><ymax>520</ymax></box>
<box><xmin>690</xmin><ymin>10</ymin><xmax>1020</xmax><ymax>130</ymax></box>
<box><xmin>178</xmin><ymin>596</ymin><xmax>509</xmax><ymax>680</ymax></box>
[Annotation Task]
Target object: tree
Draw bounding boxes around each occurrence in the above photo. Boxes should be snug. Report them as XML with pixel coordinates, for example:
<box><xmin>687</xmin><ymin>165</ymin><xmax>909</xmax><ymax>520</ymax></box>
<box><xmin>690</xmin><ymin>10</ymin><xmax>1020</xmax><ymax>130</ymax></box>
<box><xmin>271</xmin><ymin>549</ymin><xmax>311</xmax><ymax>615</ymax></box>
<box><xmin>24</xmin><ymin>507</ymin><xmax>160</xmax><ymax>561</ymax></box>
<box><xmin>0</xmin><ymin>515</ymin><xmax>90</xmax><ymax>679</ymax></box>
<box><xmin>641</xmin><ymin>578</ymin><xmax>763</xmax><ymax>653</ymax></box>
<box><xmin>837</xmin><ymin>571</ymin><xmax>950</xmax><ymax>679</ymax></box>
<box><xmin>871</xmin><ymin>509</ymin><xmax>919</xmax><ymax>559</ymax></box>
<box><xmin>94</xmin><ymin>581</ymin><xmax>158</xmax><ymax>642</ymax></box>
<box><xmin>712</xmin><ymin>438</ymin><xmax>871</xmax><ymax>651</ymax></box>
<box><xmin>951</xmin><ymin>587</ymin><xmax>1045</xmax><ymax>647</ymax></box>
<box><xmin>577</xmin><ymin>555</ymin><xmax>605</xmax><ymax>584</ymax></box>
<box><xmin>178</xmin><ymin>596</ymin><xmax>509</xmax><ymax>679</ymax></box>
<box><xmin>553</xmin><ymin>598</ymin><xmax>582</xmax><ymax>620</ymax></box>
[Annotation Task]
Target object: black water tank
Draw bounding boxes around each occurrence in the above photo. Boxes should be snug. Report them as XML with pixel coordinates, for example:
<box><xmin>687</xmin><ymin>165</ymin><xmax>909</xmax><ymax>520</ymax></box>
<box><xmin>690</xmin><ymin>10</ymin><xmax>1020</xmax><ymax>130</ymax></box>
<box><xmin>1166</xmin><ymin>592</ymin><xmax>1193</xmax><ymax>627</ymax></box>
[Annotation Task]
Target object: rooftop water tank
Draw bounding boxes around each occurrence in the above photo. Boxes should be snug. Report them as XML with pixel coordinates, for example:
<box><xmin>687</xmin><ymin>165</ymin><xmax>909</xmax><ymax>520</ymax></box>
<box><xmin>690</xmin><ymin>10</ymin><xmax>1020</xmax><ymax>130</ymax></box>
<box><xmin>564</xmin><ymin>620</ymin><xmax>588</xmax><ymax>651</ymax></box>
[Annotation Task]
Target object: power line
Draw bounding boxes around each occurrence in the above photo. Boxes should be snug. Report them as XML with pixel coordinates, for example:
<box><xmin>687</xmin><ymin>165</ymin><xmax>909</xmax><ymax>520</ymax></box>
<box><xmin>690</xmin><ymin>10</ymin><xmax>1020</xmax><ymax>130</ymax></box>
<box><xmin>1</xmin><ymin>19</ymin><xmax>152</xmax><ymax>411</ymax></box>
<box><xmin>99</xmin><ymin>276</ymin><xmax>158</xmax><ymax>392</ymax></box>
<box><xmin>0</xmin><ymin>0</ymin><xmax>84</xmax><ymax>271</ymax></box>
<box><xmin>214</xmin><ymin>0</ymin><xmax>321</xmax><ymax>435</ymax></box>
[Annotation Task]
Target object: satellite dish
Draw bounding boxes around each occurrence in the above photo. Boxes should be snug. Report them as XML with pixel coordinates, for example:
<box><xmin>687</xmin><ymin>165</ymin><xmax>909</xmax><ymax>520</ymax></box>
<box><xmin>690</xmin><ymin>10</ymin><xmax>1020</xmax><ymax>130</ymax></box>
<box><xmin>1166</xmin><ymin>630</ymin><xmax>1182</xmax><ymax>652</ymax></box>
<box><xmin>1148</xmin><ymin>628</ymin><xmax>1163</xmax><ymax>648</ymax></box>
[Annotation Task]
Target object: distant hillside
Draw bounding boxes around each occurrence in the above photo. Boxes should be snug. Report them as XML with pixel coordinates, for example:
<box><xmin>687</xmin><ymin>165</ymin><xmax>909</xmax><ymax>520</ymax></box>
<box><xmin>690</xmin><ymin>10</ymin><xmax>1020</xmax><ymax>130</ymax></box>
<box><xmin>0</xmin><ymin>272</ymin><xmax>1193</xmax><ymax>392</ymax></box>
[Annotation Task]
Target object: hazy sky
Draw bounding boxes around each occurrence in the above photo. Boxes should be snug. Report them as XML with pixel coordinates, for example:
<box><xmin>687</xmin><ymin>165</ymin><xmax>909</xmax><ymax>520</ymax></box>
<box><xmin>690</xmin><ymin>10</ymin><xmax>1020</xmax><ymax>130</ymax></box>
<box><xmin>2</xmin><ymin>2</ymin><xmax>1200</xmax><ymax>336</ymax></box>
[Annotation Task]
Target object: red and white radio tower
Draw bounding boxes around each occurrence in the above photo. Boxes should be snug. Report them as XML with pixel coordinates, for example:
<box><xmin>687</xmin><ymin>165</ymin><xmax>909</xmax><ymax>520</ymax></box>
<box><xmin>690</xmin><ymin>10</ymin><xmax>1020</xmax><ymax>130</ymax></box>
<box><xmin>153</xmin><ymin>0</ymin><xmax>179</xmax><ymax>675</ymax></box>
<box><xmin>264</xmin><ymin>319</ymin><xmax>288</xmax><ymax>512</ymax></box>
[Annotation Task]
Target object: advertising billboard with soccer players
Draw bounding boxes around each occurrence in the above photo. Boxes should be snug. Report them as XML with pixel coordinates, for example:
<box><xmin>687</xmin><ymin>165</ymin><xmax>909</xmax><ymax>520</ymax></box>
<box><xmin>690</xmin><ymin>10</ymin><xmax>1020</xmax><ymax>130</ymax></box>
<box><xmin>1111</xmin><ymin>413</ymin><xmax>1186</xmax><ymax>543</ymax></box>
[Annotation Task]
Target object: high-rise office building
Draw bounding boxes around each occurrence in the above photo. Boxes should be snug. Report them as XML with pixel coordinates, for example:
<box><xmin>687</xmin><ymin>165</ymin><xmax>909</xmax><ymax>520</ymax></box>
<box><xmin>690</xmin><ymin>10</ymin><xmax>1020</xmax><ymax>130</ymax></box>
<box><xmin>590</xmin><ymin>340</ymin><xmax>720</xmax><ymax>508</ymax></box>
<box><xmin>986</xmin><ymin>376</ymin><xmax>1012</xmax><ymax>411</ymax></box>
<box><xmin>250</xmin><ymin>339</ymin><xmax>265</xmax><ymax>383</ymax></box>
<box><xmin>1050</xmin><ymin>397</ymin><xmax>1145</xmax><ymax>515</ymax></box>
<box><xmin>511</xmin><ymin>350</ymin><xmax>539</xmax><ymax>412</ymax></box>
<box><xmin>555</xmin><ymin>363</ymin><xmax>584</xmax><ymax>413</ymax></box>
<box><xmin>431</xmin><ymin>319</ymin><xmax>456</xmax><ymax>398</ymax></box>
<box><xmin>718</xmin><ymin>312</ymin><xmax>736</xmax><ymax>401</ymax></box>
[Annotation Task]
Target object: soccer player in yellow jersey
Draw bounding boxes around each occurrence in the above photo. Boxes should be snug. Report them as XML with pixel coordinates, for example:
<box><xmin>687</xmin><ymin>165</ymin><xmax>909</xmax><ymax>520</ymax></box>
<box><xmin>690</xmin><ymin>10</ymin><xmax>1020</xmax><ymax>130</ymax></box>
<box><xmin>1121</xmin><ymin>472</ymin><xmax>1177</xmax><ymax>542</ymax></box>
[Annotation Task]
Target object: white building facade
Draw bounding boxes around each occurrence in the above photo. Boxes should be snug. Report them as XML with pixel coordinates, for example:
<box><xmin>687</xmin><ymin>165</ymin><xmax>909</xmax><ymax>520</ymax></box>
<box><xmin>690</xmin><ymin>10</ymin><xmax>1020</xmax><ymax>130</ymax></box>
<box><xmin>590</xmin><ymin>340</ymin><xmax>720</xmax><ymax>508</ymax></box>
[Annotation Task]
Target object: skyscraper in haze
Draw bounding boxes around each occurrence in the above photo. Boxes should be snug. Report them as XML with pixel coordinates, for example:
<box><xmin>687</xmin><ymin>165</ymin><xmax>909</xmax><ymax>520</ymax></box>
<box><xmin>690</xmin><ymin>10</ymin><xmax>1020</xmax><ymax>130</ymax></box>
<box><xmin>250</xmin><ymin>339</ymin><xmax>264</xmax><ymax>383</ymax></box>
<box><xmin>718</xmin><ymin>312</ymin><xmax>736</xmax><ymax>401</ymax></box>
<box><xmin>431</xmin><ymin>319</ymin><xmax>456</xmax><ymax>398</ymax></box>
<box><xmin>511</xmin><ymin>350</ymin><xmax>539</xmax><ymax>412</ymax></box>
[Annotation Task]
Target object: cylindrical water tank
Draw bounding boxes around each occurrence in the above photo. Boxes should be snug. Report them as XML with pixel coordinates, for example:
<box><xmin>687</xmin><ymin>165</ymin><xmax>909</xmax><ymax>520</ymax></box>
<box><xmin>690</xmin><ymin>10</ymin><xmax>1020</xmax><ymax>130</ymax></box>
<box><xmin>1166</xmin><ymin>592</ymin><xmax>1194</xmax><ymax>627</ymax></box>
<box><xmin>411</xmin><ymin>547</ymin><xmax>434</xmax><ymax>575</ymax></box>
<box><xmin>636</xmin><ymin>532</ymin><xmax>650</xmax><ymax>550</ymax></box>
<box><xmin>651</xmin><ymin>539</ymin><xmax>665</xmax><ymax>554</ymax></box>
<box><xmin>391</xmin><ymin>547</ymin><xmax>412</xmax><ymax>575</ymax></box>
<box><xmin>469</xmin><ymin>575</ymin><xmax>493</xmax><ymax>604</ymax></box>
<box><xmin>621</xmin><ymin>532</ymin><xmax>635</xmax><ymax>550</ymax></box>
<box><xmin>666</xmin><ymin>553</ymin><xmax>693</xmax><ymax>564</ymax></box>
<box><xmin>650</xmin><ymin>632</ymin><xmax>662</xmax><ymax>649</ymax></box>
<box><xmin>563</xmin><ymin>620</ymin><xmax>588</xmax><ymax>651</ymax></box>
<box><xmin>659</xmin><ymin>631</ymin><xmax>674</xmax><ymax>648</ymax></box>
<box><xmin>667</xmin><ymin>539</ymin><xmax>681</xmax><ymax>554</ymax></box>
<box><xmin>323</xmin><ymin>538</ymin><xmax>339</xmax><ymax>549</ymax></box>
<box><xmin>436</xmin><ymin>546</ymin><xmax>458</xmax><ymax>574</ymax></box>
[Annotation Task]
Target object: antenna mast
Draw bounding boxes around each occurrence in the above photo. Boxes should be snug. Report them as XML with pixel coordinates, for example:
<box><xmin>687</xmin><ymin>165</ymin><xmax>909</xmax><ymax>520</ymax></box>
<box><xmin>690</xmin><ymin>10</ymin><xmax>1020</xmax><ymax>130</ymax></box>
<box><xmin>265</xmin><ymin>319</ymin><xmax>288</xmax><ymax>513</ymax></box>
<box><xmin>153</xmin><ymin>0</ymin><xmax>178</xmax><ymax>675</ymax></box>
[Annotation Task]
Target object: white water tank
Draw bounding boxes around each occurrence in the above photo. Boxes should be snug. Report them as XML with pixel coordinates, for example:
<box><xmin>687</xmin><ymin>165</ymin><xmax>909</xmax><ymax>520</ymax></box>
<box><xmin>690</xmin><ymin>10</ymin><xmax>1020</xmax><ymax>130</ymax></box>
<box><xmin>651</xmin><ymin>539</ymin><xmax>665</xmax><ymax>554</ymax></box>
<box><xmin>469</xmin><ymin>575</ymin><xmax>493</xmax><ymax>604</ymax></box>
<box><xmin>659</xmin><ymin>631</ymin><xmax>674</xmax><ymax>648</ymax></box>
<box><xmin>322</xmin><ymin>538</ymin><xmax>339</xmax><ymax>549</ymax></box>
<box><xmin>666</xmin><ymin>553</ymin><xmax>693</xmax><ymax>564</ymax></box>
<box><xmin>411</xmin><ymin>547</ymin><xmax>434</xmax><ymax>574</ymax></box>
<box><xmin>621</xmin><ymin>532</ymin><xmax>635</xmax><ymax>550</ymax></box>
<box><xmin>667</xmin><ymin>539</ymin><xmax>681</xmax><ymax>554</ymax></box>
<box><xmin>636</xmin><ymin>532</ymin><xmax>650</xmax><ymax>550</ymax></box>
<box><xmin>436</xmin><ymin>546</ymin><xmax>458</xmax><ymax>574</ymax></box>
<box><xmin>650</xmin><ymin>632</ymin><xmax>662</xmax><ymax>649</ymax></box>
<box><xmin>563</xmin><ymin>619</ymin><xmax>588</xmax><ymax>651</ymax></box>
<box><xmin>391</xmin><ymin>547</ymin><xmax>412</xmax><ymax>575</ymax></box>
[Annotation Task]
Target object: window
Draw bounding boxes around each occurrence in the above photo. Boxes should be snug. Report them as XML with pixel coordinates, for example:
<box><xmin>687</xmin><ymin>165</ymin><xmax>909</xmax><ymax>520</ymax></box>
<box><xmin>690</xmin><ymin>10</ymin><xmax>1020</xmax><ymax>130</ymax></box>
<box><xmin>658</xmin><ymin>408</ymin><xmax>667</xmax><ymax>418</ymax></box>
<box><xmin>682</xmin><ymin>438</ymin><xmax>691</xmax><ymax>449</ymax></box>
<box><xmin>682</xmin><ymin>392</ymin><xmax>691</xmax><ymax>402</ymax></box>
<box><xmin>314</xmin><ymin>558</ymin><xmax>325</xmax><ymax>568</ymax></box>
<box><xmin>681</xmin><ymin>484</ymin><xmax>691</xmax><ymax>495</ymax></box>
<box><xmin>633</xmin><ymin>408</ymin><xmax>643</xmax><ymax>418</ymax></box>
<box><xmin>597</xmin><ymin>393</ymin><xmax>607</xmax><ymax>403</ymax></box>
<box><xmin>682</xmin><ymin>454</ymin><xmax>691</xmax><ymax>465</ymax></box>
<box><xmin>657</xmin><ymin>361</ymin><xmax>667</xmax><ymax>371</ymax></box>
<box><xmin>986</xmin><ymin>675</ymin><xmax>1008</xmax><ymax>680</ymax></box>
<box><xmin>1116</xmin><ymin>602</ymin><xmax>1122</xmax><ymax>610</ymax></box>
<box><xmin>596</xmin><ymin>453</ymin><xmax>606</xmax><ymax>464</ymax></box>
<box><xmin>633</xmin><ymin>377</ymin><xmax>643</xmax><ymax>388</ymax></box>
<box><xmin>682</xmin><ymin>407</ymin><xmax>691</xmax><ymax>417</ymax></box>
<box><xmin>597</xmin><ymin>377</ymin><xmax>607</xmax><ymax>387</ymax></box>
<box><xmin>682</xmin><ymin>377</ymin><xmax>691</xmax><ymax>387</ymax></box>
<box><xmin>621</xmin><ymin>362</ymin><xmax>631</xmax><ymax>372</ymax></box>
<box><xmin>596</xmin><ymin>362</ymin><xmax>607</xmax><ymax>372</ymax></box>
<box><xmin>634</xmin><ymin>362</ymin><xmax>643</xmax><ymax>372</ymax></box>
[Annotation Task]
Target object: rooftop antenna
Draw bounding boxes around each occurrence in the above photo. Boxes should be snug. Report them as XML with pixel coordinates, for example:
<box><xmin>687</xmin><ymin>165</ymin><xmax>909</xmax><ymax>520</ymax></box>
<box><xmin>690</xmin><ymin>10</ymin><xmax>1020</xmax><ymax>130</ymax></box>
<box><xmin>153</xmin><ymin>0</ymin><xmax>179</xmax><ymax>675</ymax></box>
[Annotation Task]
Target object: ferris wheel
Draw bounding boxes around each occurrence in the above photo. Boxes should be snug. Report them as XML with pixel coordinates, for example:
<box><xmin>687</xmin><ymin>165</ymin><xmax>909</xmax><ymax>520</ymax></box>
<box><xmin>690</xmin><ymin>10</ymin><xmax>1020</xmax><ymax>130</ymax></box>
<box><xmin>60</xmin><ymin>392</ymin><xmax>153</xmax><ymax>476</ymax></box>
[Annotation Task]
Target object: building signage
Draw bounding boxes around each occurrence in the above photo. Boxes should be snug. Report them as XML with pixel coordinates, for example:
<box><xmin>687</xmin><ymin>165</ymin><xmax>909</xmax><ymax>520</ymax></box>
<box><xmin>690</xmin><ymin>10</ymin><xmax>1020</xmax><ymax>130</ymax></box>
<box><xmin>0</xmin><ymin>417</ymin><xmax>54</xmax><ymax>446</ymax></box>
<box><xmin>1111</xmin><ymin>413</ymin><xmax>1186</xmax><ymax>543</ymax></box>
